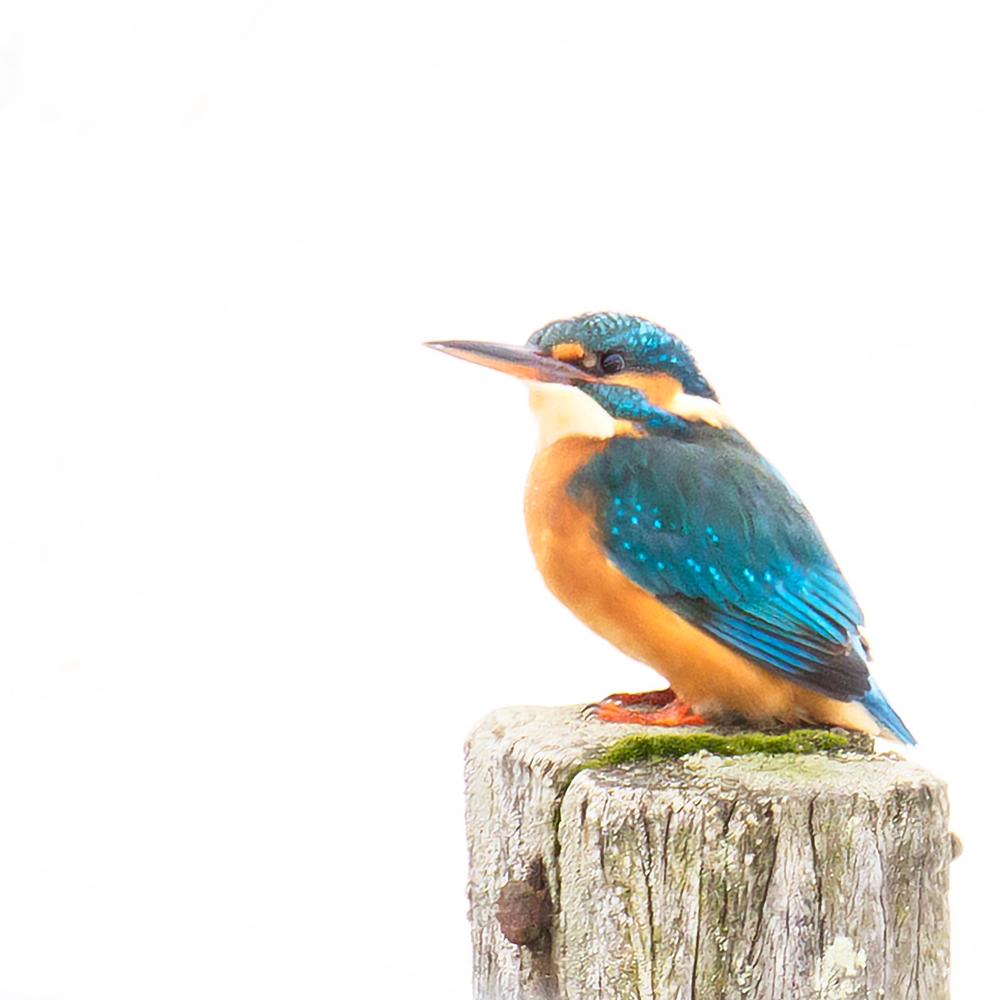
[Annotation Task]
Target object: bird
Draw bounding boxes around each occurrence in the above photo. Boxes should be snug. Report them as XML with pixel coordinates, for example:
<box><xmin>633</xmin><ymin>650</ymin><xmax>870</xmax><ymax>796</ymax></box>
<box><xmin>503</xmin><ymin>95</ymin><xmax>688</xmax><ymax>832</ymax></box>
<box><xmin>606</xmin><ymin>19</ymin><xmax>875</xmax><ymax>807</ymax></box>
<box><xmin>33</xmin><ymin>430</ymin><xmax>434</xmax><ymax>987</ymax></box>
<box><xmin>426</xmin><ymin>312</ymin><xmax>914</xmax><ymax>744</ymax></box>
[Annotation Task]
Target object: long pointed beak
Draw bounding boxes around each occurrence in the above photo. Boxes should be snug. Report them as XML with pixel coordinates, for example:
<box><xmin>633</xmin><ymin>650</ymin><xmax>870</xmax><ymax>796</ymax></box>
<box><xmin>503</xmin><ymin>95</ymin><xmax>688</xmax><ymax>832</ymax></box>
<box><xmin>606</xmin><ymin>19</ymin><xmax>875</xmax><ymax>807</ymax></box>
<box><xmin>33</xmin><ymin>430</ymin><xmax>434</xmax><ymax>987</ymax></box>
<box><xmin>424</xmin><ymin>340</ymin><xmax>599</xmax><ymax>384</ymax></box>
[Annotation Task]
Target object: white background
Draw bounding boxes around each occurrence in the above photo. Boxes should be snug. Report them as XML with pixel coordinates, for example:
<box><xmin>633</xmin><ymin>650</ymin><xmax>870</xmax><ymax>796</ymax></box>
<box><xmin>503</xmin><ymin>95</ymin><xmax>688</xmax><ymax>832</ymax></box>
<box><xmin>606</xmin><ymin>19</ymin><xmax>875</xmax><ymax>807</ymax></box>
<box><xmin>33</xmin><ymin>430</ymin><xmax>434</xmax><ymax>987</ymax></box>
<box><xmin>0</xmin><ymin>2</ymin><xmax>997</xmax><ymax>997</ymax></box>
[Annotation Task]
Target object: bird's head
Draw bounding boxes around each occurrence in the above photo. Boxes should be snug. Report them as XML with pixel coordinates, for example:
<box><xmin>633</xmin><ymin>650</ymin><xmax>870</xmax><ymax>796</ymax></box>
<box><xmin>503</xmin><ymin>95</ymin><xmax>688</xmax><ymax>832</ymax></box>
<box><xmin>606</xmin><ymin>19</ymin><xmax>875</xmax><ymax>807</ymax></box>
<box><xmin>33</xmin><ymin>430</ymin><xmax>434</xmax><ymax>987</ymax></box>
<box><xmin>427</xmin><ymin>312</ymin><xmax>730</xmax><ymax>438</ymax></box>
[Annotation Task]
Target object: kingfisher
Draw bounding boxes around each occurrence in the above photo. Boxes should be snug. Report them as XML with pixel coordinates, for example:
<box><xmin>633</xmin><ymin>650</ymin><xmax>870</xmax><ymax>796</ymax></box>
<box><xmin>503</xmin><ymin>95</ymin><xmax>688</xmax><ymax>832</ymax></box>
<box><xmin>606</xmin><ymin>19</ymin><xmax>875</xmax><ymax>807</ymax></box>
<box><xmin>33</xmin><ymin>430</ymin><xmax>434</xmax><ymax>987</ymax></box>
<box><xmin>426</xmin><ymin>312</ymin><xmax>914</xmax><ymax>744</ymax></box>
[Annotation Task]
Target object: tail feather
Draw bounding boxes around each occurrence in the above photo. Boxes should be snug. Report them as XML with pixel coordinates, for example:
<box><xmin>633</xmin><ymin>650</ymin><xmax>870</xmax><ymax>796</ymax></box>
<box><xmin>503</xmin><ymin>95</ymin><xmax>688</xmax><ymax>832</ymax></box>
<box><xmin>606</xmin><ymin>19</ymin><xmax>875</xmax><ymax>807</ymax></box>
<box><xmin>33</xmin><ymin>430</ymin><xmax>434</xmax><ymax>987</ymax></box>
<box><xmin>862</xmin><ymin>680</ymin><xmax>915</xmax><ymax>745</ymax></box>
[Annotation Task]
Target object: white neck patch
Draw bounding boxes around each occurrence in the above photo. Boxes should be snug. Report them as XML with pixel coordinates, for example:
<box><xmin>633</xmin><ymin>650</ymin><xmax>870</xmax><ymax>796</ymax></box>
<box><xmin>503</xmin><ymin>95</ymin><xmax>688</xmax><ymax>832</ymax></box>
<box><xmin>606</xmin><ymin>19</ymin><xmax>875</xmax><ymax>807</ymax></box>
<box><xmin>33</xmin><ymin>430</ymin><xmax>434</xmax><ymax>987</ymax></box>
<box><xmin>526</xmin><ymin>383</ymin><xmax>618</xmax><ymax>450</ymax></box>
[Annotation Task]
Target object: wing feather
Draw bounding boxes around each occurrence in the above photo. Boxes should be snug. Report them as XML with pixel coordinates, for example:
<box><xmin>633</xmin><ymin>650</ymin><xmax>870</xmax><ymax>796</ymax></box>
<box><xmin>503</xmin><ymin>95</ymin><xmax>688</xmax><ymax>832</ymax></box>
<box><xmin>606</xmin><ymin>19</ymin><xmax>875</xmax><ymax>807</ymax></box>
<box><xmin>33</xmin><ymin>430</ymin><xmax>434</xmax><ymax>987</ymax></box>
<box><xmin>570</xmin><ymin>430</ymin><xmax>872</xmax><ymax>701</ymax></box>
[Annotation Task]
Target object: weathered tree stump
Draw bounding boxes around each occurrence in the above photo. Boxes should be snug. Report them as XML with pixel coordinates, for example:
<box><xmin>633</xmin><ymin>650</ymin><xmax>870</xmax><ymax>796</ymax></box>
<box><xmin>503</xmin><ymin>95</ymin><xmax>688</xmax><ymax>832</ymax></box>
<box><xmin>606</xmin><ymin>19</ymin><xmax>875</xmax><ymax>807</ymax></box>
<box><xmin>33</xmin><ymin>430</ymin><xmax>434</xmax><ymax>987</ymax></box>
<box><xmin>465</xmin><ymin>705</ymin><xmax>951</xmax><ymax>1000</ymax></box>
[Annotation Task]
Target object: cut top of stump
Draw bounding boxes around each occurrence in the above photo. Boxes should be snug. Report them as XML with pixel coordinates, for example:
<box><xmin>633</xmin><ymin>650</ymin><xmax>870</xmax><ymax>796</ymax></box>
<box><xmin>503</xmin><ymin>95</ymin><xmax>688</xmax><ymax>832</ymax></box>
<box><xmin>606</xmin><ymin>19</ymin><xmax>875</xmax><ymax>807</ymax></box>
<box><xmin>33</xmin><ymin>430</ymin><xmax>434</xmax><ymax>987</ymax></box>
<box><xmin>465</xmin><ymin>704</ymin><xmax>950</xmax><ymax>1000</ymax></box>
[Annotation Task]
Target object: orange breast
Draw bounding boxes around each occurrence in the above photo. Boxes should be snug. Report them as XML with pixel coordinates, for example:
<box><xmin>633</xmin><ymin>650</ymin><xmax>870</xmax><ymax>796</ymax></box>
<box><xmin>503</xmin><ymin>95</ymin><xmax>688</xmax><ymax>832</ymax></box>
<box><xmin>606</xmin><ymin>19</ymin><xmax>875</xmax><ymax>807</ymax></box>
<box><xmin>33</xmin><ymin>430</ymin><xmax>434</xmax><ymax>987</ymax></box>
<box><xmin>523</xmin><ymin>434</ymin><xmax>879</xmax><ymax>734</ymax></box>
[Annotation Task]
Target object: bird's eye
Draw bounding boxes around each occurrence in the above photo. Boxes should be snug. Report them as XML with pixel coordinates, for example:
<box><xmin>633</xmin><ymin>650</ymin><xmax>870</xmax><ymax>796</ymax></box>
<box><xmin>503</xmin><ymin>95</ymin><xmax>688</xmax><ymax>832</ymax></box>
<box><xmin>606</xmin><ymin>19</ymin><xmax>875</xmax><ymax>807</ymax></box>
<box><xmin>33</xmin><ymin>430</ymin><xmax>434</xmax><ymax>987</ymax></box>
<box><xmin>599</xmin><ymin>352</ymin><xmax>626</xmax><ymax>375</ymax></box>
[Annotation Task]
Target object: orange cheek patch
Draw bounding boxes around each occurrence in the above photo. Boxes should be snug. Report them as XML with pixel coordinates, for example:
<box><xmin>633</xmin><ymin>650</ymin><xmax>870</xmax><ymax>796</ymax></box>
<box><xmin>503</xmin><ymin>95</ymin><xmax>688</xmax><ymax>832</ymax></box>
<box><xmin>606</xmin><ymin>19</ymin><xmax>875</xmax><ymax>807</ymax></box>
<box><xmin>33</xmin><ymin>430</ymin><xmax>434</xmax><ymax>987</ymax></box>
<box><xmin>551</xmin><ymin>342</ymin><xmax>586</xmax><ymax>362</ymax></box>
<box><xmin>605</xmin><ymin>372</ymin><xmax>682</xmax><ymax>409</ymax></box>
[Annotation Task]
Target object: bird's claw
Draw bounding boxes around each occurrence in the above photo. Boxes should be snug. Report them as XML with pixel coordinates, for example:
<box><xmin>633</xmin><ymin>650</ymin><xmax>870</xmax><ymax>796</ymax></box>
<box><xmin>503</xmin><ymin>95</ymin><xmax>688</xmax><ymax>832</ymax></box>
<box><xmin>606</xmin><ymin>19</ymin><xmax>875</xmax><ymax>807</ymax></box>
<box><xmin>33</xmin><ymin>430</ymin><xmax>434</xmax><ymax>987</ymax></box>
<box><xmin>589</xmin><ymin>688</ymin><xmax>708</xmax><ymax>727</ymax></box>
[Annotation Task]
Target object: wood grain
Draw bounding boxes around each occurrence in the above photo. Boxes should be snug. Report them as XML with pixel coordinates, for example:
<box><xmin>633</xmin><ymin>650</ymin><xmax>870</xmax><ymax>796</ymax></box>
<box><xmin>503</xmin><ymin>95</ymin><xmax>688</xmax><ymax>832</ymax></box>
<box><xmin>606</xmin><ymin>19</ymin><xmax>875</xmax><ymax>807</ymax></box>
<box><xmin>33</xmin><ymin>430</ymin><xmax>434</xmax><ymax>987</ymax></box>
<box><xmin>465</xmin><ymin>705</ymin><xmax>951</xmax><ymax>1000</ymax></box>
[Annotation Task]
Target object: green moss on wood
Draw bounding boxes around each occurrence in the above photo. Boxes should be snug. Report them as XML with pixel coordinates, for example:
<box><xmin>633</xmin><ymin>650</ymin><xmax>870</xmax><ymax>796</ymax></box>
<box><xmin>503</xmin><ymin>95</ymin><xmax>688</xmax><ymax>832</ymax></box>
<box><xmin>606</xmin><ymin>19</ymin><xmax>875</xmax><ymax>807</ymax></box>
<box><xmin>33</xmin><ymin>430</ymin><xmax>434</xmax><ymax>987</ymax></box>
<box><xmin>582</xmin><ymin>728</ymin><xmax>852</xmax><ymax>768</ymax></box>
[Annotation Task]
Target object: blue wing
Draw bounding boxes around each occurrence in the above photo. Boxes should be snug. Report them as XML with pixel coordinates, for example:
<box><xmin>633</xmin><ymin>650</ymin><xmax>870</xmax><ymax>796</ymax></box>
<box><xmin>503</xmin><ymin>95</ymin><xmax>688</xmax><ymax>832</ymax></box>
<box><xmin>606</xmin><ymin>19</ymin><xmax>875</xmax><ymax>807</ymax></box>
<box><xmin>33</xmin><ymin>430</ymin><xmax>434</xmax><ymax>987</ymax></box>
<box><xmin>569</xmin><ymin>430</ymin><xmax>873</xmax><ymax>702</ymax></box>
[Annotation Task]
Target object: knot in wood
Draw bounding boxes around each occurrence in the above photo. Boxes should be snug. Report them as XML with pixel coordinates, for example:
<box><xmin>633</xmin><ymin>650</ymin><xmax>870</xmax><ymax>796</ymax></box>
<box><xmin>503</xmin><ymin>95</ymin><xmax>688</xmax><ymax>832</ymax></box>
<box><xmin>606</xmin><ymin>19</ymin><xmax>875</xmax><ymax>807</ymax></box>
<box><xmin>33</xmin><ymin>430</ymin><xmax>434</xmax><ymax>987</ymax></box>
<box><xmin>496</xmin><ymin>877</ymin><xmax>552</xmax><ymax>946</ymax></box>
<box><xmin>950</xmin><ymin>830</ymin><xmax>964</xmax><ymax>860</ymax></box>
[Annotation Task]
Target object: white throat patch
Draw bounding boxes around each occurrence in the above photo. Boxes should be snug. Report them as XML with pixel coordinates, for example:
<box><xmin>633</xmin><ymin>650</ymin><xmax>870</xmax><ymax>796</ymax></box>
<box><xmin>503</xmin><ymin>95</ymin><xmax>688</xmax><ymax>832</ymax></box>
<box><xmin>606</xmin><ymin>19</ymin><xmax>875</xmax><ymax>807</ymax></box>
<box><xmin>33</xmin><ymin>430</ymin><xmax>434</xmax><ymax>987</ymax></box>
<box><xmin>526</xmin><ymin>383</ymin><xmax>618</xmax><ymax>450</ymax></box>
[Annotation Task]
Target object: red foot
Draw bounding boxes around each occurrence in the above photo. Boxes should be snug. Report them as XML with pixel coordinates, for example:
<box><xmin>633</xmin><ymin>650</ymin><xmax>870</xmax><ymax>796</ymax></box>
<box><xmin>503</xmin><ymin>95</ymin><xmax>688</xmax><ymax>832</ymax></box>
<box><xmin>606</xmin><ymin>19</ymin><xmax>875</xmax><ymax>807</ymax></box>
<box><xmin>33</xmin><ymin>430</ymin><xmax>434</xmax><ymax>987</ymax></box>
<box><xmin>590</xmin><ymin>688</ymin><xmax>707</xmax><ymax>727</ymax></box>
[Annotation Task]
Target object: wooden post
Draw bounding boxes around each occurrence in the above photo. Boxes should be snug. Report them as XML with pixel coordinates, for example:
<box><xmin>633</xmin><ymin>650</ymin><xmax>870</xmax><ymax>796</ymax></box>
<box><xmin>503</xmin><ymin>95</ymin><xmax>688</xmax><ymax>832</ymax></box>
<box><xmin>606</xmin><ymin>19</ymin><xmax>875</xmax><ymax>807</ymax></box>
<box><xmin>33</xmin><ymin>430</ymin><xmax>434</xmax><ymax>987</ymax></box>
<box><xmin>465</xmin><ymin>705</ymin><xmax>951</xmax><ymax>1000</ymax></box>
